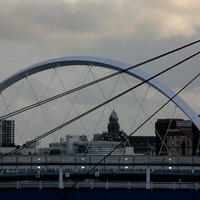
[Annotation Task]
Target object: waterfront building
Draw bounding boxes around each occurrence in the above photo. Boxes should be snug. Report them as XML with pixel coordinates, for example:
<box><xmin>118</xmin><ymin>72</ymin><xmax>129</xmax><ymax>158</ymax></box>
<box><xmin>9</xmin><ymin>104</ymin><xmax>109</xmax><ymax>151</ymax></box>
<box><xmin>21</xmin><ymin>140</ymin><xmax>39</xmax><ymax>155</ymax></box>
<box><xmin>48</xmin><ymin>135</ymin><xmax>84</xmax><ymax>155</ymax></box>
<box><xmin>192</xmin><ymin>116</ymin><xmax>200</xmax><ymax>155</ymax></box>
<box><xmin>45</xmin><ymin>110</ymin><xmax>134</xmax><ymax>155</ymax></box>
<box><xmin>129</xmin><ymin>136</ymin><xmax>156</xmax><ymax>155</ymax></box>
<box><xmin>155</xmin><ymin>119</ymin><xmax>193</xmax><ymax>156</ymax></box>
<box><xmin>99</xmin><ymin>110</ymin><xmax>128</xmax><ymax>142</ymax></box>
<box><xmin>82</xmin><ymin>109</ymin><xmax>134</xmax><ymax>155</ymax></box>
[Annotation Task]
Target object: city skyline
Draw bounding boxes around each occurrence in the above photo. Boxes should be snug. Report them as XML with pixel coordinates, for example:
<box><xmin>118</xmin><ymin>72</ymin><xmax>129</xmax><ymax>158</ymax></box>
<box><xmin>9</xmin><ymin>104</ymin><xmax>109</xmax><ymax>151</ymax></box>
<box><xmin>0</xmin><ymin>1</ymin><xmax>200</xmax><ymax>147</ymax></box>
<box><xmin>1</xmin><ymin>1</ymin><xmax>200</xmax><ymax>196</ymax></box>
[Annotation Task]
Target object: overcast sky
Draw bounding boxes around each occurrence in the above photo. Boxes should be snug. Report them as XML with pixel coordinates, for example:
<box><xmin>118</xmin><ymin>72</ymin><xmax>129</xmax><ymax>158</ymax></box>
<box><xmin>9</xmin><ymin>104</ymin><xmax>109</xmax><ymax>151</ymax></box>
<box><xmin>0</xmin><ymin>0</ymin><xmax>200</xmax><ymax>146</ymax></box>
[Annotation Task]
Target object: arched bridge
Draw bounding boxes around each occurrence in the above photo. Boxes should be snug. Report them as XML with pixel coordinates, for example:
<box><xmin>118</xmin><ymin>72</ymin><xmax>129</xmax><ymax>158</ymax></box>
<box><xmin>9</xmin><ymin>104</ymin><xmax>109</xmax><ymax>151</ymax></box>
<box><xmin>0</xmin><ymin>56</ymin><xmax>200</xmax><ymax>130</ymax></box>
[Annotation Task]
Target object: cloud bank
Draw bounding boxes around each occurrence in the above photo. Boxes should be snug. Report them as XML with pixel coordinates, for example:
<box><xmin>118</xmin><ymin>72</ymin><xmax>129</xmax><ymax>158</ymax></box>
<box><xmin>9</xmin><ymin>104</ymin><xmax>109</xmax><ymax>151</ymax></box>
<box><xmin>0</xmin><ymin>0</ymin><xmax>200</xmax><ymax>44</ymax></box>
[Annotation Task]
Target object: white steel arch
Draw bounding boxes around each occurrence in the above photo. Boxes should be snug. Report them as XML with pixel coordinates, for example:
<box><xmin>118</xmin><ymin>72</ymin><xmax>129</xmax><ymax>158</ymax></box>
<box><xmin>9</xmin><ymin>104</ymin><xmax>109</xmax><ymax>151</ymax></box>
<box><xmin>0</xmin><ymin>56</ymin><xmax>200</xmax><ymax>130</ymax></box>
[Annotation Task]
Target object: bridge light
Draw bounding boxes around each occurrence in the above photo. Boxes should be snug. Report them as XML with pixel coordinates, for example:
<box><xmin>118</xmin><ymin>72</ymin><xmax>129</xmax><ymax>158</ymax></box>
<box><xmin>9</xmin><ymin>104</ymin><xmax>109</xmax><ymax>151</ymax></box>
<box><xmin>95</xmin><ymin>172</ymin><xmax>100</xmax><ymax>177</ymax></box>
<box><xmin>169</xmin><ymin>166</ymin><xmax>172</xmax><ymax>170</ymax></box>
<box><xmin>125</xmin><ymin>158</ymin><xmax>128</xmax><ymax>161</ymax></box>
<box><xmin>125</xmin><ymin>166</ymin><xmax>128</xmax><ymax>169</ymax></box>
<box><xmin>37</xmin><ymin>166</ymin><xmax>41</xmax><ymax>169</ymax></box>
<box><xmin>169</xmin><ymin>158</ymin><xmax>172</xmax><ymax>161</ymax></box>
<box><xmin>81</xmin><ymin>166</ymin><xmax>85</xmax><ymax>169</ymax></box>
<box><xmin>65</xmin><ymin>172</ymin><xmax>70</xmax><ymax>177</ymax></box>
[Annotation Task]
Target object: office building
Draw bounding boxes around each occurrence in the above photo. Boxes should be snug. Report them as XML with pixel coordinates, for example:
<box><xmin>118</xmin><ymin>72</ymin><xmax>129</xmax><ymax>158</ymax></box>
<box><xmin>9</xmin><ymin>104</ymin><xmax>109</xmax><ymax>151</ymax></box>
<box><xmin>0</xmin><ymin>120</ymin><xmax>15</xmax><ymax>147</ymax></box>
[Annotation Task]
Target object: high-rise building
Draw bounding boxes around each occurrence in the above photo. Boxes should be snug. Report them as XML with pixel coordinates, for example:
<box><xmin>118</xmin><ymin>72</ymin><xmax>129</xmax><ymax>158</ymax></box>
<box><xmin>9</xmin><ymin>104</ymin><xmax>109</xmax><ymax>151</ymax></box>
<box><xmin>0</xmin><ymin>120</ymin><xmax>15</xmax><ymax>147</ymax></box>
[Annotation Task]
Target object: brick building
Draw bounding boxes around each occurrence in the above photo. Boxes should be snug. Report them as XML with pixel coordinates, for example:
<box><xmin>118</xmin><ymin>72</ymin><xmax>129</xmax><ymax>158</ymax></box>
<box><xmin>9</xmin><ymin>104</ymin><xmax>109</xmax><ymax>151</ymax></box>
<box><xmin>155</xmin><ymin>119</ymin><xmax>193</xmax><ymax>156</ymax></box>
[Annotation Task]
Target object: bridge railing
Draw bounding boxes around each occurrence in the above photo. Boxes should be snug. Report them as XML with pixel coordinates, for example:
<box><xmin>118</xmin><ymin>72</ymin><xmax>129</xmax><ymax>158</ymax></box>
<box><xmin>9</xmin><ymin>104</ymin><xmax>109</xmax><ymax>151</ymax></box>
<box><xmin>0</xmin><ymin>180</ymin><xmax>199</xmax><ymax>190</ymax></box>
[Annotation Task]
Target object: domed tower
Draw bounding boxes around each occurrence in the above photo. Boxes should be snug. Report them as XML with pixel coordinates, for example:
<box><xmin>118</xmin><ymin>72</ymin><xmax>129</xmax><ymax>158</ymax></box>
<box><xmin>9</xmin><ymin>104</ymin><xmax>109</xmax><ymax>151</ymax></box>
<box><xmin>99</xmin><ymin>110</ymin><xmax>128</xmax><ymax>142</ymax></box>
<box><xmin>108</xmin><ymin>110</ymin><xmax>120</xmax><ymax>134</ymax></box>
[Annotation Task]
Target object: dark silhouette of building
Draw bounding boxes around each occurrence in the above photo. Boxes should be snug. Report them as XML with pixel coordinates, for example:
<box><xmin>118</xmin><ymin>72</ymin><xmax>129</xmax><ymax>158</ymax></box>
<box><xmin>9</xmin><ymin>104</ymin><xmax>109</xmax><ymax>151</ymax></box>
<box><xmin>93</xmin><ymin>133</ymin><xmax>101</xmax><ymax>141</ymax></box>
<box><xmin>192</xmin><ymin>115</ymin><xmax>200</xmax><ymax>156</ymax></box>
<box><xmin>129</xmin><ymin>136</ymin><xmax>156</xmax><ymax>155</ymax></box>
<box><xmin>99</xmin><ymin>110</ymin><xmax>128</xmax><ymax>143</ymax></box>
<box><xmin>155</xmin><ymin>119</ymin><xmax>193</xmax><ymax>156</ymax></box>
<box><xmin>0</xmin><ymin>120</ymin><xmax>15</xmax><ymax>147</ymax></box>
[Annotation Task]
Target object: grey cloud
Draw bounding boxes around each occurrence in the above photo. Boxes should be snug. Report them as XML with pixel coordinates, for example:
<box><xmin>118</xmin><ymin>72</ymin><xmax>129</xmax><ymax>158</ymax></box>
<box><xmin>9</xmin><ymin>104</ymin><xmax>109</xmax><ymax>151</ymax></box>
<box><xmin>0</xmin><ymin>0</ymin><xmax>200</xmax><ymax>143</ymax></box>
<box><xmin>0</xmin><ymin>0</ymin><xmax>121</xmax><ymax>43</ymax></box>
<box><xmin>1</xmin><ymin>0</ymin><xmax>199</xmax><ymax>45</ymax></box>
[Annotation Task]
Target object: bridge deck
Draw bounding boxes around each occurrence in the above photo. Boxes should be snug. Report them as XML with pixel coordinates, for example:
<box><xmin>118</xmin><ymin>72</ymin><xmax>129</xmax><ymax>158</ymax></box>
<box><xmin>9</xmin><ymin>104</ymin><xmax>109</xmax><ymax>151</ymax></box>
<box><xmin>1</xmin><ymin>155</ymin><xmax>200</xmax><ymax>190</ymax></box>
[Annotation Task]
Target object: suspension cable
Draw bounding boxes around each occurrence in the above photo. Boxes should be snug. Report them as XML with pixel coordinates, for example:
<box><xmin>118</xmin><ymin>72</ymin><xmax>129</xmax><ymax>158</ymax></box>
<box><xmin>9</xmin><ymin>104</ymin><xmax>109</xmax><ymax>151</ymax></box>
<box><xmin>0</xmin><ymin>40</ymin><xmax>200</xmax><ymax>121</ymax></box>
<box><xmin>0</xmin><ymin>49</ymin><xmax>199</xmax><ymax>158</ymax></box>
<box><xmin>158</xmin><ymin>105</ymin><xmax>177</xmax><ymax>155</ymax></box>
<box><xmin>47</xmin><ymin>67</ymin><xmax>92</xmax><ymax>154</ymax></box>
<box><xmin>121</xmin><ymin>76</ymin><xmax>170</xmax><ymax>152</ymax></box>
<box><xmin>75</xmin><ymin>72</ymin><xmax>200</xmax><ymax>185</ymax></box>
<box><xmin>18</xmin><ymin>70</ymin><xmax>57</xmax><ymax>145</ymax></box>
